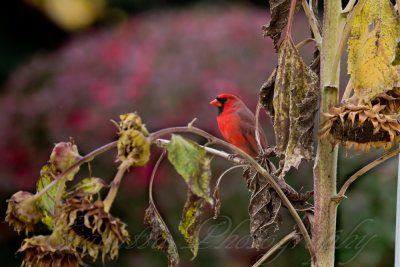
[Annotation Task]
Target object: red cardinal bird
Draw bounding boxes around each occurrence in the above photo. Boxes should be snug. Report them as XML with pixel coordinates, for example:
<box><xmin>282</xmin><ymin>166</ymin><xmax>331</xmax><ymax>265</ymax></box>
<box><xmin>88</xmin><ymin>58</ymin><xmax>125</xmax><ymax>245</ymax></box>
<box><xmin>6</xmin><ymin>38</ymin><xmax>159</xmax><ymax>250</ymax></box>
<box><xmin>210</xmin><ymin>94</ymin><xmax>267</xmax><ymax>157</ymax></box>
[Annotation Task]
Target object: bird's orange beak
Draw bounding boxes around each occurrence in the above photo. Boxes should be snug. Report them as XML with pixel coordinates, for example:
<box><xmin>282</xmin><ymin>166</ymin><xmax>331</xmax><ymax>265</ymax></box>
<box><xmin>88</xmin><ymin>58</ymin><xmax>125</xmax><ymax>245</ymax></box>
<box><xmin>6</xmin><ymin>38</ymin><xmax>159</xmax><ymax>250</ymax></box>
<box><xmin>210</xmin><ymin>99</ymin><xmax>221</xmax><ymax>107</ymax></box>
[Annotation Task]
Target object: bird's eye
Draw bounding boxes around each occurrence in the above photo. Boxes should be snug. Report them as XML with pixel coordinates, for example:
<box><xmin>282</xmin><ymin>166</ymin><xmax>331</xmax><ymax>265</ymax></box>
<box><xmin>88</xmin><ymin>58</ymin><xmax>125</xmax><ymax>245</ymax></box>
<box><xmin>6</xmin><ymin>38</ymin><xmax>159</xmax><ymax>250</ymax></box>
<box><xmin>217</xmin><ymin>97</ymin><xmax>228</xmax><ymax>103</ymax></box>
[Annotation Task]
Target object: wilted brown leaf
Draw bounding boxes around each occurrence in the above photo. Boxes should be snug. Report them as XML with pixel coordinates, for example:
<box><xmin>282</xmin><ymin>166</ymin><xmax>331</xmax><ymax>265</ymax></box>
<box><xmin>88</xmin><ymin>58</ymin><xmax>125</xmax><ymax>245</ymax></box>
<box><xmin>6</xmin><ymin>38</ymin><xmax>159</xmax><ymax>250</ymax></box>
<box><xmin>243</xmin><ymin>156</ymin><xmax>313</xmax><ymax>249</ymax></box>
<box><xmin>263</xmin><ymin>0</ymin><xmax>301</xmax><ymax>50</ymax></box>
<box><xmin>259</xmin><ymin>68</ymin><xmax>277</xmax><ymax>120</ymax></box>
<box><xmin>273</xmin><ymin>37</ymin><xmax>319</xmax><ymax>176</ymax></box>
<box><xmin>179</xmin><ymin>190</ymin><xmax>206</xmax><ymax>259</ymax></box>
<box><xmin>144</xmin><ymin>203</ymin><xmax>179</xmax><ymax>267</ymax></box>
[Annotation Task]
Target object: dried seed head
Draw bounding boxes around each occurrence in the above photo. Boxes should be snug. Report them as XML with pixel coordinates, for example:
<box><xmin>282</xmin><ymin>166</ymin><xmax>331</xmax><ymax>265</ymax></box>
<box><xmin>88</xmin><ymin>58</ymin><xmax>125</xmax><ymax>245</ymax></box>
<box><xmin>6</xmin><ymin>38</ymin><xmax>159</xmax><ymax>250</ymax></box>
<box><xmin>116</xmin><ymin>113</ymin><xmax>150</xmax><ymax>168</ymax></box>
<box><xmin>117</xmin><ymin>129</ymin><xmax>150</xmax><ymax>167</ymax></box>
<box><xmin>50</xmin><ymin>142</ymin><xmax>81</xmax><ymax>172</ymax></box>
<box><xmin>5</xmin><ymin>191</ymin><xmax>42</xmax><ymax>235</ymax></box>
<box><xmin>17</xmin><ymin>235</ymin><xmax>84</xmax><ymax>267</ymax></box>
<box><xmin>320</xmin><ymin>102</ymin><xmax>400</xmax><ymax>152</ymax></box>
<box><xmin>119</xmin><ymin>112</ymin><xmax>149</xmax><ymax>135</ymax></box>
<box><xmin>58</xmin><ymin>195</ymin><xmax>130</xmax><ymax>262</ymax></box>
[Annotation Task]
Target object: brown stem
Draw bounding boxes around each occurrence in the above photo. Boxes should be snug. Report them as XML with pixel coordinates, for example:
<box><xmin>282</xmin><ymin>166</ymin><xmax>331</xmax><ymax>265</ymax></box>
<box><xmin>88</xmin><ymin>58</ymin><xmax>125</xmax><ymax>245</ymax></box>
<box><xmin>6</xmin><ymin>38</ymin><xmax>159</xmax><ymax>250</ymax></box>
<box><xmin>285</xmin><ymin>0</ymin><xmax>298</xmax><ymax>38</ymax></box>
<box><xmin>150</xmin><ymin>126</ymin><xmax>315</xmax><ymax>261</ymax></box>
<box><xmin>148</xmin><ymin>151</ymin><xmax>166</xmax><ymax>204</ymax></box>
<box><xmin>335</xmin><ymin>147</ymin><xmax>400</xmax><ymax>202</ymax></box>
<box><xmin>252</xmin><ymin>231</ymin><xmax>297</xmax><ymax>267</ymax></box>
<box><xmin>254</xmin><ymin>102</ymin><xmax>263</xmax><ymax>151</ymax></box>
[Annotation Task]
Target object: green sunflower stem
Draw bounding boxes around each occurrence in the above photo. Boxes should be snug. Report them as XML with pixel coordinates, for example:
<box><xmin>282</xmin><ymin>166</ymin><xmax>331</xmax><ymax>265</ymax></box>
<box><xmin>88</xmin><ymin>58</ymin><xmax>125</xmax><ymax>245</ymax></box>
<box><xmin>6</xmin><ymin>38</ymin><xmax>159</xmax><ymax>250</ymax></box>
<box><xmin>103</xmin><ymin>164</ymin><xmax>129</xmax><ymax>213</ymax></box>
<box><xmin>53</xmin><ymin>178</ymin><xmax>67</xmax><ymax>216</ymax></box>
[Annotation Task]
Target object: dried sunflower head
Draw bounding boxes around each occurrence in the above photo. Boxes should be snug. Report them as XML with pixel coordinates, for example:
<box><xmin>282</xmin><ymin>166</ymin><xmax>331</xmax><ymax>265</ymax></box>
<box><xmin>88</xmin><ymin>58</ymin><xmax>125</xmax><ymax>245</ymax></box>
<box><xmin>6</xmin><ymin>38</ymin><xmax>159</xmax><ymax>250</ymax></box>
<box><xmin>50</xmin><ymin>142</ymin><xmax>81</xmax><ymax>172</ymax></box>
<box><xmin>117</xmin><ymin>129</ymin><xmax>150</xmax><ymax>167</ymax></box>
<box><xmin>58</xmin><ymin>195</ymin><xmax>130</xmax><ymax>262</ymax></box>
<box><xmin>18</xmin><ymin>235</ymin><xmax>84</xmax><ymax>267</ymax></box>
<box><xmin>119</xmin><ymin>112</ymin><xmax>149</xmax><ymax>136</ymax></box>
<box><xmin>5</xmin><ymin>191</ymin><xmax>42</xmax><ymax>235</ymax></box>
<box><xmin>320</xmin><ymin>103</ymin><xmax>400</xmax><ymax>152</ymax></box>
<box><xmin>116</xmin><ymin>112</ymin><xmax>150</xmax><ymax>168</ymax></box>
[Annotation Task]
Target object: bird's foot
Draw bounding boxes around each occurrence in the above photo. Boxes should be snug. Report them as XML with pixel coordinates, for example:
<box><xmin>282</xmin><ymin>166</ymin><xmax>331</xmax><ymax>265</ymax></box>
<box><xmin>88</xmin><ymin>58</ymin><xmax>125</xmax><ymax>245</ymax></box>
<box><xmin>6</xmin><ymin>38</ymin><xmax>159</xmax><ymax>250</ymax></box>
<box><xmin>227</xmin><ymin>153</ymin><xmax>239</xmax><ymax>161</ymax></box>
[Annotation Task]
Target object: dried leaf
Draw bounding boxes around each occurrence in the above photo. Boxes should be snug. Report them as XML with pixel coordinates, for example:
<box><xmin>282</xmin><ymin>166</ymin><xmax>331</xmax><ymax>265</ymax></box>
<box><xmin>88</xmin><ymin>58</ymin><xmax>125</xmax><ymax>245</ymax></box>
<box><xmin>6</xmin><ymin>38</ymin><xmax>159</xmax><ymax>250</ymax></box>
<box><xmin>242</xmin><ymin>156</ymin><xmax>313</xmax><ymax>249</ymax></box>
<box><xmin>263</xmin><ymin>0</ymin><xmax>302</xmax><ymax>50</ymax></box>
<box><xmin>179</xmin><ymin>190</ymin><xmax>206</xmax><ymax>259</ymax></box>
<box><xmin>273</xmin><ymin>37</ymin><xmax>319</xmax><ymax>176</ymax></box>
<box><xmin>167</xmin><ymin>135</ymin><xmax>212</xmax><ymax>203</ymax></box>
<box><xmin>259</xmin><ymin>68</ymin><xmax>277</xmax><ymax>120</ymax></box>
<box><xmin>347</xmin><ymin>0</ymin><xmax>400</xmax><ymax>103</ymax></box>
<box><xmin>144</xmin><ymin>203</ymin><xmax>179</xmax><ymax>267</ymax></box>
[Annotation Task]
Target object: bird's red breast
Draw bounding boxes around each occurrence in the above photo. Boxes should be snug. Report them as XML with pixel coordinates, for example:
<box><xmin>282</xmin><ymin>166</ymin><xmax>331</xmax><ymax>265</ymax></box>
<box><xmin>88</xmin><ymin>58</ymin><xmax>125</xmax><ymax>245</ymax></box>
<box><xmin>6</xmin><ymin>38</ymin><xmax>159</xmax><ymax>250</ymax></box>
<box><xmin>210</xmin><ymin>94</ymin><xmax>267</xmax><ymax>157</ymax></box>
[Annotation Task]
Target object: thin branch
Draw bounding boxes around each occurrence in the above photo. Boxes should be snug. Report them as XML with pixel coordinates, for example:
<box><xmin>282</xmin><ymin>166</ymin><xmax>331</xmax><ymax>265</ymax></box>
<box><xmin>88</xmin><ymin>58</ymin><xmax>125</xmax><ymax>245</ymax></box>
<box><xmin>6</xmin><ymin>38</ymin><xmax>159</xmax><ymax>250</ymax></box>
<box><xmin>285</xmin><ymin>0</ymin><xmax>298</xmax><ymax>39</ymax></box>
<box><xmin>342</xmin><ymin>0</ymin><xmax>357</xmax><ymax>13</ymax></box>
<box><xmin>342</xmin><ymin>77</ymin><xmax>353</xmax><ymax>102</ymax></box>
<box><xmin>155</xmin><ymin>138</ymin><xmax>245</xmax><ymax>164</ymax></box>
<box><xmin>330</xmin><ymin>0</ymin><xmax>366</xmax><ymax>86</ymax></box>
<box><xmin>302</xmin><ymin>0</ymin><xmax>322</xmax><ymax>46</ymax></box>
<box><xmin>255</xmin><ymin>102</ymin><xmax>263</xmax><ymax>151</ymax></box>
<box><xmin>213</xmin><ymin>164</ymin><xmax>246</xmax><ymax>219</ymax></box>
<box><xmin>34</xmin><ymin>141</ymin><xmax>118</xmax><ymax>200</ymax></box>
<box><xmin>334</xmin><ymin>147</ymin><xmax>400</xmax><ymax>203</ymax></box>
<box><xmin>252</xmin><ymin>231</ymin><xmax>296</xmax><ymax>267</ymax></box>
<box><xmin>149</xmin><ymin>126</ymin><xmax>315</xmax><ymax>261</ymax></box>
<box><xmin>148</xmin><ymin>151</ymin><xmax>166</xmax><ymax>204</ymax></box>
<box><xmin>296</xmin><ymin>38</ymin><xmax>316</xmax><ymax>50</ymax></box>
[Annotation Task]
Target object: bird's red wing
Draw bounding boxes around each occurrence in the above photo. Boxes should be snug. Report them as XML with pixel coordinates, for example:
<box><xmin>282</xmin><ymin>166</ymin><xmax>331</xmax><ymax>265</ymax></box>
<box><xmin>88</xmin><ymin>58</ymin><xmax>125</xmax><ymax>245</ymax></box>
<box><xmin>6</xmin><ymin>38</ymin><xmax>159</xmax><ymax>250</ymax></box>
<box><xmin>236</xmin><ymin>106</ymin><xmax>267</xmax><ymax>155</ymax></box>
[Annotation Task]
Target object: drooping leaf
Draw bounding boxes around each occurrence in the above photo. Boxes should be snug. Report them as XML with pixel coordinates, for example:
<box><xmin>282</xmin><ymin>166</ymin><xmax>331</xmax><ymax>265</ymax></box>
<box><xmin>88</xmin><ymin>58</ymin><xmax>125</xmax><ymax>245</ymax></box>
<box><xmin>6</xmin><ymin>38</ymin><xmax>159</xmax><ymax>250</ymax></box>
<box><xmin>242</xmin><ymin>156</ymin><xmax>313</xmax><ymax>249</ymax></box>
<box><xmin>179</xmin><ymin>190</ymin><xmax>206</xmax><ymax>259</ymax></box>
<box><xmin>273</xmin><ymin>37</ymin><xmax>319</xmax><ymax>176</ymax></box>
<box><xmin>262</xmin><ymin>0</ymin><xmax>301</xmax><ymax>50</ymax></box>
<box><xmin>259</xmin><ymin>68</ymin><xmax>277</xmax><ymax>120</ymax></box>
<box><xmin>166</xmin><ymin>135</ymin><xmax>212</xmax><ymax>203</ymax></box>
<box><xmin>347</xmin><ymin>0</ymin><xmax>400</xmax><ymax>103</ymax></box>
<box><xmin>36</xmin><ymin>163</ymin><xmax>63</xmax><ymax>229</ymax></box>
<box><xmin>144</xmin><ymin>203</ymin><xmax>179</xmax><ymax>267</ymax></box>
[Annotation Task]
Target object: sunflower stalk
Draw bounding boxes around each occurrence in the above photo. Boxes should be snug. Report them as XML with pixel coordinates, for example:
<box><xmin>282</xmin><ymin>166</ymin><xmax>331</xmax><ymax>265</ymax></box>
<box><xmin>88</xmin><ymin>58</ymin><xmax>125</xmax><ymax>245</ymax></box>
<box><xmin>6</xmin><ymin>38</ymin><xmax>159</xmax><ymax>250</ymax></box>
<box><xmin>103</xmin><ymin>164</ymin><xmax>129</xmax><ymax>213</ymax></box>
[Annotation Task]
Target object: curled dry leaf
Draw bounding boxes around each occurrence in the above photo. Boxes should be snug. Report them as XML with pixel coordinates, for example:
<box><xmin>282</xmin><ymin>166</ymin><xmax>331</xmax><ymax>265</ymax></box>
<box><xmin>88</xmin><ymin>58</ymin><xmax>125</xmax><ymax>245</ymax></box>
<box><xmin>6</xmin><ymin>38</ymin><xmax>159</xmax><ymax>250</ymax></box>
<box><xmin>179</xmin><ymin>190</ymin><xmax>206</xmax><ymax>259</ymax></box>
<box><xmin>262</xmin><ymin>0</ymin><xmax>301</xmax><ymax>50</ymax></box>
<box><xmin>242</xmin><ymin>155</ymin><xmax>313</xmax><ymax>249</ymax></box>
<box><xmin>347</xmin><ymin>0</ymin><xmax>400</xmax><ymax>103</ymax></box>
<box><xmin>259</xmin><ymin>68</ymin><xmax>277</xmax><ymax>120</ymax></box>
<box><xmin>270</xmin><ymin>37</ymin><xmax>319</xmax><ymax>176</ymax></box>
<box><xmin>144</xmin><ymin>203</ymin><xmax>179</xmax><ymax>267</ymax></box>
